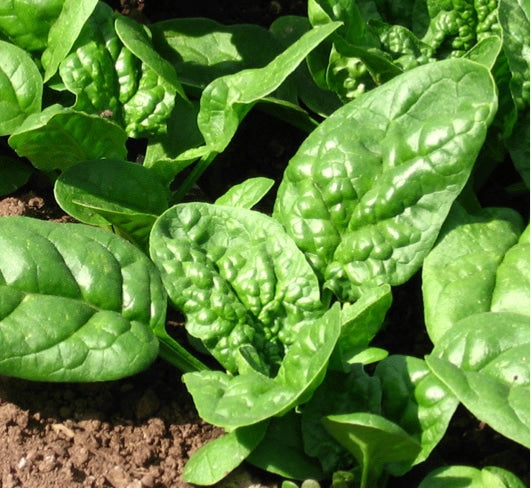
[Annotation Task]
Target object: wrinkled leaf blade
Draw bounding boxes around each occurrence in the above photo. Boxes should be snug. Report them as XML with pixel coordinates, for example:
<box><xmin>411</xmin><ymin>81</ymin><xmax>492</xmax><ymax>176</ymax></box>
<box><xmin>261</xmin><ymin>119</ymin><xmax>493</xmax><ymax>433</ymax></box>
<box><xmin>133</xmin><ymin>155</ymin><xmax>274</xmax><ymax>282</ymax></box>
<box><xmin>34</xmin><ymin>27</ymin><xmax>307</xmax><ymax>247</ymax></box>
<box><xmin>274</xmin><ymin>58</ymin><xmax>498</xmax><ymax>301</ymax></box>
<box><xmin>0</xmin><ymin>217</ymin><xmax>164</xmax><ymax>382</ymax></box>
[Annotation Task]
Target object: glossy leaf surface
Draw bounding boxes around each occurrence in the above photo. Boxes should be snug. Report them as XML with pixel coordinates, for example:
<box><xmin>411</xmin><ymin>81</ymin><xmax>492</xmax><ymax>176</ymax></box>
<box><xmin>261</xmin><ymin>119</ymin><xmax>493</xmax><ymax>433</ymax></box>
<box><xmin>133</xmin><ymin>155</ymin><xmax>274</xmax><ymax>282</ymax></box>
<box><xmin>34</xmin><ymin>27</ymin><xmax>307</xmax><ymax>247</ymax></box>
<box><xmin>150</xmin><ymin>202</ymin><xmax>326</xmax><ymax>374</ymax></box>
<box><xmin>274</xmin><ymin>58</ymin><xmax>497</xmax><ymax>301</ymax></box>
<box><xmin>0</xmin><ymin>217</ymin><xmax>164</xmax><ymax>381</ymax></box>
<box><xmin>419</xmin><ymin>465</ymin><xmax>526</xmax><ymax>488</ymax></box>
<box><xmin>214</xmin><ymin>177</ymin><xmax>274</xmax><ymax>209</ymax></box>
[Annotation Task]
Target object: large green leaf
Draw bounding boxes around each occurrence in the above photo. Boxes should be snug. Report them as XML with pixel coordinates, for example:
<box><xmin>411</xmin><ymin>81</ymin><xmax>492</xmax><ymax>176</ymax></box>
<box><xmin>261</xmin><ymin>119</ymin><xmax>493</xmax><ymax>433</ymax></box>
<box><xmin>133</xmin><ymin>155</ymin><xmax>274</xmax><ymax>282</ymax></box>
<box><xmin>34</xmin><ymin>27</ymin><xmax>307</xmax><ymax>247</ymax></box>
<box><xmin>0</xmin><ymin>40</ymin><xmax>42</xmax><ymax>136</ymax></box>
<box><xmin>274</xmin><ymin>58</ymin><xmax>497</xmax><ymax>301</ymax></box>
<box><xmin>181</xmin><ymin>304</ymin><xmax>341</xmax><ymax>430</ymax></box>
<box><xmin>427</xmin><ymin>312</ymin><xmax>530</xmax><ymax>447</ymax></box>
<box><xmin>419</xmin><ymin>465</ymin><xmax>527</xmax><ymax>488</ymax></box>
<box><xmin>422</xmin><ymin>204</ymin><xmax>524</xmax><ymax>344</ymax></box>
<box><xmin>0</xmin><ymin>217</ymin><xmax>164</xmax><ymax>382</ymax></box>
<box><xmin>150</xmin><ymin>202</ymin><xmax>326</xmax><ymax>374</ymax></box>
<box><xmin>8</xmin><ymin>105</ymin><xmax>127</xmax><ymax>171</ymax></box>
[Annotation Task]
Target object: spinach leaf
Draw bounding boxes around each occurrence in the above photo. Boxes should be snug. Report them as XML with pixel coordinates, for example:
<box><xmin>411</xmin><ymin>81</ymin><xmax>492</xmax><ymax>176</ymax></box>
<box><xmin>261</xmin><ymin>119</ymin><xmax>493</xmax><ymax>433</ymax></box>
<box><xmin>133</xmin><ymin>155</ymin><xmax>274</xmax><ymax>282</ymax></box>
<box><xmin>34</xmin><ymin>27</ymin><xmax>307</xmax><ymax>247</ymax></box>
<box><xmin>214</xmin><ymin>177</ymin><xmax>274</xmax><ymax>209</ymax></box>
<box><xmin>0</xmin><ymin>40</ymin><xmax>42</xmax><ymax>136</ymax></box>
<box><xmin>419</xmin><ymin>465</ymin><xmax>527</xmax><ymax>488</ymax></box>
<box><xmin>274</xmin><ymin>58</ymin><xmax>497</xmax><ymax>301</ymax></box>
<box><xmin>183</xmin><ymin>422</ymin><xmax>268</xmax><ymax>485</ymax></box>
<box><xmin>427</xmin><ymin>312</ymin><xmax>530</xmax><ymax>448</ymax></box>
<box><xmin>0</xmin><ymin>156</ymin><xmax>32</xmax><ymax>196</ymax></box>
<box><xmin>8</xmin><ymin>105</ymin><xmax>127</xmax><ymax>171</ymax></box>
<box><xmin>0</xmin><ymin>217</ymin><xmax>163</xmax><ymax>382</ymax></box>
<box><xmin>181</xmin><ymin>304</ymin><xmax>341</xmax><ymax>430</ymax></box>
<box><xmin>150</xmin><ymin>202</ymin><xmax>326</xmax><ymax>374</ymax></box>
<box><xmin>422</xmin><ymin>204</ymin><xmax>524</xmax><ymax>344</ymax></box>
<box><xmin>54</xmin><ymin>159</ymin><xmax>171</xmax><ymax>249</ymax></box>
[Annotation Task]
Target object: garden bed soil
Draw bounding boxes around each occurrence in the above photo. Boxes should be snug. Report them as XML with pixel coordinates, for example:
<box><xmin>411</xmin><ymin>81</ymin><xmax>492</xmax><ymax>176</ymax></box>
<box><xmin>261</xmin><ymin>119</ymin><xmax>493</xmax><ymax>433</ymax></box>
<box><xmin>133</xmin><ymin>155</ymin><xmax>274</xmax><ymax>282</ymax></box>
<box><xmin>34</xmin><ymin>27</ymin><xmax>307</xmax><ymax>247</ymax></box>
<box><xmin>0</xmin><ymin>1</ymin><xmax>529</xmax><ymax>487</ymax></box>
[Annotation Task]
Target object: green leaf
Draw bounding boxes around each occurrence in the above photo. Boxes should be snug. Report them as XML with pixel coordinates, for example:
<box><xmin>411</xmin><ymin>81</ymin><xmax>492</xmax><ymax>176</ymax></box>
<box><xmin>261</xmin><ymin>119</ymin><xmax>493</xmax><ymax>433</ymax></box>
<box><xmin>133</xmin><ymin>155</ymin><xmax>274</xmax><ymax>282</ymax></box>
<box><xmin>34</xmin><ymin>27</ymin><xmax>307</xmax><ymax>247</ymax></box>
<box><xmin>422</xmin><ymin>204</ymin><xmax>524</xmax><ymax>344</ymax></box>
<box><xmin>197</xmin><ymin>21</ymin><xmax>341</xmax><ymax>153</ymax></box>
<box><xmin>498</xmin><ymin>0</ymin><xmax>530</xmax><ymax>110</ymax></box>
<box><xmin>419</xmin><ymin>465</ymin><xmax>527</xmax><ymax>488</ymax></box>
<box><xmin>322</xmin><ymin>412</ymin><xmax>421</xmax><ymax>488</ymax></box>
<box><xmin>0</xmin><ymin>156</ymin><xmax>32</xmax><ymax>196</ymax></box>
<box><xmin>0</xmin><ymin>40</ymin><xmax>42</xmax><ymax>136</ymax></box>
<box><xmin>464</xmin><ymin>35</ymin><xmax>503</xmax><ymax>70</ymax></box>
<box><xmin>247</xmin><ymin>411</ymin><xmax>324</xmax><ymax>480</ymax></box>
<box><xmin>274</xmin><ymin>58</ymin><xmax>498</xmax><ymax>301</ymax></box>
<box><xmin>41</xmin><ymin>0</ymin><xmax>99</xmax><ymax>82</ymax></box>
<box><xmin>183</xmin><ymin>422</ymin><xmax>268</xmax><ymax>485</ymax></box>
<box><xmin>150</xmin><ymin>202</ymin><xmax>326</xmax><ymax>374</ymax></box>
<box><xmin>181</xmin><ymin>304</ymin><xmax>341</xmax><ymax>430</ymax></box>
<box><xmin>8</xmin><ymin>105</ymin><xmax>127</xmax><ymax>171</ymax></box>
<box><xmin>0</xmin><ymin>0</ymin><xmax>63</xmax><ymax>52</ymax></box>
<box><xmin>0</xmin><ymin>217</ymin><xmax>163</xmax><ymax>382</ymax></box>
<box><xmin>54</xmin><ymin>159</ymin><xmax>170</xmax><ymax>248</ymax></box>
<box><xmin>427</xmin><ymin>312</ymin><xmax>530</xmax><ymax>447</ymax></box>
<box><xmin>114</xmin><ymin>15</ymin><xmax>186</xmax><ymax>101</ymax></box>
<box><xmin>214</xmin><ymin>177</ymin><xmax>274</xmax><ymax>209</ymax></box>
<box><xmin>151</xmin><ymin>17</ymin><xmax>281</xmax><ymax>91</ymax></box>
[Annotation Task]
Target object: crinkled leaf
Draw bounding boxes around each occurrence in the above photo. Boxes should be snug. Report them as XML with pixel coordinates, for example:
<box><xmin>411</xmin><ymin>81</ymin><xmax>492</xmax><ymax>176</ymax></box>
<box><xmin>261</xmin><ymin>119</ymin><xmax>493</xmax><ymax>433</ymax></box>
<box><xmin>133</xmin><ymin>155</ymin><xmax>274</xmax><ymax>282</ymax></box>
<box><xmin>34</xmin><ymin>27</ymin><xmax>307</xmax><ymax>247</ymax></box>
<box><xmin>214</xmin><ymin>177</ymin><xmax>274</xmax><ymax>209</ymax></box>
<box><xmin>181</xmin><ymin>304</ymin><xmax>341</xmax><ymax>430</ymax></box>
<box><xmin>41</xmin><ymin>0</ymin><xmax>99</xmax><ymax>82</ymax></box>
<box><xmin>54</xmin><ymin>159</ymin><xmax>170</xmax><ymax>248</ymax></box>
<box><xmin>150</xmin><ymin>202</ymin><xmax>326</xmax><ymax>374</ymax></box>
<box><xmin>0</xmin><ymin>156</ymin><xmax>32</xmax><ymax>196</ymax></box>
<box><xmin>427</xmin><ymin>312</ymin><xmax>530</xmax><ymax>447</ymax></box>
<box><xmin>151</xmin><ymin>17</ymin><xmax>281</xmax><ymax>91</ymax></box>
<box><xmin>498</xmin><ymin>0</ymin><xmax>530</xmax><ymax>110</ymax></box>
<box><xmin>0</xmin><ymin>217</ymin><xmax>164</xmax><ymax>382</ymax></box>
<box><xmin>183</xmin><ymin>422</ymin><xmax>267</xmax><ymax>486</ymax></box>
<box><xmin>322</xmin><ymin>412</ymin><xmax>421</xmax><ymax>486</ymax></box>
<box><xmin>0</xmin><ymin>40</ymin><xmax>42</xmax><ymax>136</ymax></box>
<box><xmin>197</xmin><ymin>22</ymin><xmax>341</xmax><ymax>153</ymax></box>
<box><xmin>419</xmin><ymin>465</ymin><xmax>527</xmax><ymax>488</ymax></box>
<box><xmin>59</xmin><ymin>3</ymin><xmax>175</xmax><ymax>138</ymax></box>
<box><xmin>274</xmin><ymin>58</ymin><xmax>497</xmax><ymax>301</ymax></box>
<box><xmin>0</xmin><ymin>0</ymin><xmax>63</xmax><ymax>52</ymax></box>
<box><xmin>422</xmin><ymin>204</ymin><xmax>524</xmax><ymax>344</ymax></box>
<box><xmin>8</xmin><ymin>105</ymin><xmax>127</xmax><ymax>171</ymax></box>
<box><xmin>115</xmin><ymin>15</ymin><xmax>186</xmax><ymax>100</ymax></box>
<box><xmin>247</xmin><ymin>411</ymin><xmax>324</xmax><ymax>481</ymax></box>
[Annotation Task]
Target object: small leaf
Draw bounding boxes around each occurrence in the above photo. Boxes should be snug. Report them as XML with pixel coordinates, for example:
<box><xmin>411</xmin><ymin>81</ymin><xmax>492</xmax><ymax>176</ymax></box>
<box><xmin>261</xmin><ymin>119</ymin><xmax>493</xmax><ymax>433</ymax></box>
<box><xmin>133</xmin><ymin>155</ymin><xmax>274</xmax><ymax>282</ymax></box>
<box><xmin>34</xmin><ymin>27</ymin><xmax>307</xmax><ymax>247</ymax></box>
<box><xmin>41</xmin><ymin>0</ymin><xmax>99</xmax><ymax>82</ymax></box>
<box><xmin>8</xmin><ymin>105</ymin><xmax>127</xmax><ymax>171</ymax></box>
<box><xmin>419</xmin><ymin>465</ymin><xmax>527</xmax><ymax>488</ymax></box>
<box><xmin>0</xmin><ymin>217</ymin><xmax>164</xmax><ymax>382</ymax></box>
<box><xmin>0</xmin><ymin>40</ymin><xmax>42</xmax><ymax>136</ymax></box>
<box><xmin>183</xmin><ymin>422</ymin><xmax>267</xmax><ymax>485</ymax></box>
<box><xmin>0</xmin><ymin>156</ymin><xmax>32</xmax><ymax>196</ymax></box>
<box><xmin>322</xmin><ymin>412</ymin><xmax>421</xmax><ymax>487</ymax></box>
<box><xmin>215</xmin><ymin>177</ymin><xmax>275</xmax><ymax>209</ymax></box>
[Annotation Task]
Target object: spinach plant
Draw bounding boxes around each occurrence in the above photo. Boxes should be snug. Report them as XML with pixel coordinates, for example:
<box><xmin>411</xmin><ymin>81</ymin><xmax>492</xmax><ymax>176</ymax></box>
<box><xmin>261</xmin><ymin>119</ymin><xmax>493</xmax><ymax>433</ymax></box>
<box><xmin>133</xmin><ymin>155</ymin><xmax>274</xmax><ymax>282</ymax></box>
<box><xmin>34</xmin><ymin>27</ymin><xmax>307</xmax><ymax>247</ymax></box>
<box><xmin>0</xmin><ymin>0</ymin><xmax>529</xmax><ymax>487</ymax></box>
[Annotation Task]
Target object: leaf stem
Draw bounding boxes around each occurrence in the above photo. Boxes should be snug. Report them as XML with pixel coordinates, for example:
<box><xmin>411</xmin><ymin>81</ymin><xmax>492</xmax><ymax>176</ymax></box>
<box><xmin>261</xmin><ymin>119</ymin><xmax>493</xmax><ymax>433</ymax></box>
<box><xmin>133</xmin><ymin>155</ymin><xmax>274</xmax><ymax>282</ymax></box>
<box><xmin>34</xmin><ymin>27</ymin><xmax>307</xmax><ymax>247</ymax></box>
<box><xmin>157</xmin><ymin>334</ymin><xmax>209</xmax><ymax>372</ymax></box>
<box><xmin>172</xmin><ymin>151</ymin><xmax>217</xmax><ymax>203</ymax></box>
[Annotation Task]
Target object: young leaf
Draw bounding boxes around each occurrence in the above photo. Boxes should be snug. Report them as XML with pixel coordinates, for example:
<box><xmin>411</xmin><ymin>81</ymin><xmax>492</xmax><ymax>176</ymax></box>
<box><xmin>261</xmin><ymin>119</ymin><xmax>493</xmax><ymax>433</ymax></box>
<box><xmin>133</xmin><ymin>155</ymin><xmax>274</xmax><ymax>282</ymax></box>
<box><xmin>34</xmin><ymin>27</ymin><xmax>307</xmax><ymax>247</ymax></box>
<box><xmin>422</xmin><ymin>204</ymin><xmax>524</xmax><ymax>344</ymax></box>
<box><xmin>419</xmin><ymin>465</ymin><xmax>527</xmax><ymax>488</ymax></box>
<box><xmin>8</xmin><ymin>105</ymin><xmax>127</xmax><ymax>171</ymax></box>
<box><xmin>214</xmin><ymin>177</ymin><xmax>275</xmax><ymax>209</ymax></box>
<box><xmin>0</xmin><ymin>217</ymin><xmax>164</xmax><ymax>382</ymax></box>
<box><xmin>0</xmin><ymin>40</ymin><xmax>42</xmax><ymax>136</ymax></box>
<box><xmin>150</xmin><ymin>202</ymin><xmax>326</xmax><ymax>374</ymax></box>
<box><xmin>427</xmin><ymin>312</ymin><xmax>530</xmax><ymax>447</ymax></box>
<box><xmin>183</xmin><ymin>422</ymin><xmax>268</xmax><ymax>485</ymax></box>
<box><xmin>322</xmin><ymin>412</ymin><xmax>421</xmax><ymax>488</ymax></box>
<box><xmin>0</xmin><ymin>156</ymin><xmax>32</xmax><ymax>196</ymax></box>
<box><xmin>54</xmin><ymin>159</ymin><xmax>171</xmax><ymax>248</ymax></box>
<box><xmin>274</xmin><ymin>58</ymin><xmax>498</xmax><ymax>301</ymax></box>
<box><xmin>197</xmin><ymin>22</ymin><xmax>341</xmax><ymax>153</ymax></box>
<box><xmin>181</xmin><ymin>304</ymin><xmax>341</xmax><ymax>430</ymax></box>
<box><xmin>41</xmin><ymin>0</ymin><xmax>99</xmax><ymax>82</ymax></box>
